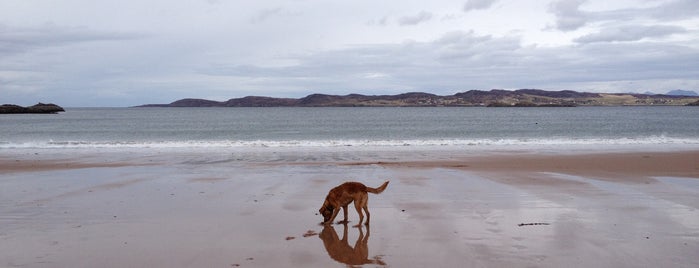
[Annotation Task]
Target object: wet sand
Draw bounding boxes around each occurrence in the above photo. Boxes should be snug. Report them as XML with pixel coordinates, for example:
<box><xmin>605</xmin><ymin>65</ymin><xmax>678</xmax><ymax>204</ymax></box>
<box><xmin>1</xmin><ymin>148</ymin><xmax>698</xmax><ymax>267</ymax></box>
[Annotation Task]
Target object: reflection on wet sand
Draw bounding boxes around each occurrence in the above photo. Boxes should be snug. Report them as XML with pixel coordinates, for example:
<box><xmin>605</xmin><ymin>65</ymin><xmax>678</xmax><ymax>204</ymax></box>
<box><xmin>319</xmin><ymin>223</ymin><xmax>386</xmax><ymax>266</ymax></box>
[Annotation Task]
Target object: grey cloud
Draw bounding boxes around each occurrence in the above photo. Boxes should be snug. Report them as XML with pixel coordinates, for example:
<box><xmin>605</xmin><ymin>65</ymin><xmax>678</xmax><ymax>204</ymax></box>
<box><xmin>548</xmin><ymin>0</ymin><xmax>588</xmax><ymax>31</ymax></box>
<box><xmin>397</xmin><ymin>11</ymin><xmax>433</xmax><ymax>26</ymax></box>
<box><xmin>367</xmin><ymin>16</ymin><xmax>390</xmax><ymax>26</ymax></box>
<box><xmin>250</xmin><ymin>8</ymin><xmax>284</xmax><ymax>23</ymax></box>
<box><xmin>249</xmin><ymin>7</ymin><xmax>303</xmax><ymax>24</ymax></box>
<box><xmin>548</xmin><ymin>0</ymin><xmax>699</xmax><ymax>32</ymax></box>
<box><xmin>463</xmin><ymin>0</ymin><xmax>498</xmax><ymax>12</ymax></box>
<box><xmin>605</xmin><ymin>0</ymin><xmax>699</xmax><ymax>21</ymax></box>
<box><xmin>0</xmin><ymin>24</ymin><xmax>146</xmax><ymax>56</ymax></box>
<box><xmin>433</xmin><ymin>31</ymin><xmax>520</xmax><ymax>63</ymax></box>
<box><xmin>574</xmin><ymin>25</ymin><xmax>687</xmax><ymax>43</ymax></box>
<box><xmin>649</xmin><ymin>0</ymin><xmax>699</xmax><ymax>20</ymax></box>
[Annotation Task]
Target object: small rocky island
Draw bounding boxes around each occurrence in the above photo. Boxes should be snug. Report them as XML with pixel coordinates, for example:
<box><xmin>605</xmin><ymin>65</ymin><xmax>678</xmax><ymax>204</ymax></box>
<box><xmin>0</xmin><ymin>103</ymin><xmax>65</xmax><ymax>114</ymax></box>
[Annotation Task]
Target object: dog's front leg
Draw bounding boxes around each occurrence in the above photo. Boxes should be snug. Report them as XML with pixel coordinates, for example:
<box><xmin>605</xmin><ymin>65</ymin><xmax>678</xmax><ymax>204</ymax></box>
<box><xmin>338</xmin><ymin>205</ymin><xmax>349</xmax><ymax>224</ymax></box>
<box><xmin>325</xmin><ymin>207</ymin><xmax>341</xmax><ymax>225</ymax></box>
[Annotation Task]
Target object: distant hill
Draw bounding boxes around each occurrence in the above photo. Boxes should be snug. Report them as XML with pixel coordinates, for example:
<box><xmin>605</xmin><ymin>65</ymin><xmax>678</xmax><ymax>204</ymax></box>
<box><xmin>137</xmin><ymin>89</ymin><xmax>699</xmax><ymax>107</ymax></box>
<box><xmin>666</xmin><ymin>90</ymin><xmax>698</xmax><ymax>96</ymax></box>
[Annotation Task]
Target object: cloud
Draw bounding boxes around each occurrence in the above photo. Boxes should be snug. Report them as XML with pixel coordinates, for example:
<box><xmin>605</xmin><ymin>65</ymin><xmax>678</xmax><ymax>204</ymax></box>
<box><xmin>574</xmin><ymin>25</ymin><xmax>687</xmax><ymax>43</ymax></box>
<box><xmin>367</xmin><ymin>16</ymin><xmax>390</xmax><ymax>26</ymax></box>
<box><xmin>548</xmin><ymin>0</ymin><xmax>699</xmax><ymax>32</ymax></box>
<box><xmin>463</xmin><ymin>0</ymin><xmax>498</xmax><ymax>12</ymax></box>
<box><xmin>613</xmin><ymin>0</ymin><xmax>699</xmax><ymax>21</ymax></box>
<box><xmin>250</xmin><ymin>8</ymin><xmax>285</xmax><ymax>23</ymax></box>
<box><xmin>548</xmin><ymin>0</ymin><xmax>588</xmax><ymax>31</ymax></box>
<box><xmin>397</xmin><ymin>11</ymin><xmax>433</xmax><ymax>26</ymax></box>
<box><xmin>0</xmin><ymin>24</ymin><xmax>146</xmax><ymax>57</ymax></box>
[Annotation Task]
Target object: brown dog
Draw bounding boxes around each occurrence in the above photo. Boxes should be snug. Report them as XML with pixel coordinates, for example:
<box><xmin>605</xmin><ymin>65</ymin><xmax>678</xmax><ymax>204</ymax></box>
<box><xmin>319</xmin><ymin>181</ymin><xmax>389</xmax><ymax>226</ymax></box>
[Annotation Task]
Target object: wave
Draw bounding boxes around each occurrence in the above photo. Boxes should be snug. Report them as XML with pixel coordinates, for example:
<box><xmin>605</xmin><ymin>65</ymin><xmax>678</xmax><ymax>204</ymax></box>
<box><xmin>2</xmin><ymin>136</ymin><xmax>699</xmax><ymax>149</ymax></box>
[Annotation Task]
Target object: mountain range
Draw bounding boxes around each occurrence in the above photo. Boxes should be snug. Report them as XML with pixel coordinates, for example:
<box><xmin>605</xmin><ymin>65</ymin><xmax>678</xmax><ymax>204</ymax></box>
<box><xmin>138</xmin><ymin>89</ymin><xmax>699</xmax><ymax>107</ymax></box>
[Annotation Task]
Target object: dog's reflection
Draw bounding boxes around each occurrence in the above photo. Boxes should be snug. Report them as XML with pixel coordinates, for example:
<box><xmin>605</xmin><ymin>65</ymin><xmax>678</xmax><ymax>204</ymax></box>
<box><xmin>319</xmin><ymin>223</ymin><xmax>386</xmax><ymax>266</ymax></box>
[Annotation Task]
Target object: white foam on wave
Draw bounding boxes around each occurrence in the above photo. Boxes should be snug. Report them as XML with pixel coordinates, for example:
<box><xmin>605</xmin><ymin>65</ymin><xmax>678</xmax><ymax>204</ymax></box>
<box><xmin>2</xmin><ymin>136</ymin><xmax>699</xmax><ymax>149</ymax></box>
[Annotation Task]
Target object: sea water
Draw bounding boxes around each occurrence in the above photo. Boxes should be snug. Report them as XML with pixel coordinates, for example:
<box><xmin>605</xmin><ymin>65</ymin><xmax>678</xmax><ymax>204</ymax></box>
<box><xmin>1</xmin><ymin>106</ymin><xmax>698</xmax><ymax>149</ymax></box>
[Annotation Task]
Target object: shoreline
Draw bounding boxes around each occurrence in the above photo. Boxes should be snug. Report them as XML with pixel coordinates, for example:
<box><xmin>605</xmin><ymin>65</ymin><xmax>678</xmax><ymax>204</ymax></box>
<box><xmin>1</xmin><ymin>147</ymin><xmax>698</xmax><ymax>267</ymax></box>
<box><xmin>336</xmin><ymin>150</ymin><xmax>699</xmax><ymax>179</ymax></box>
<box><xmin>3</xmin><ymin>145</ymin><xmax>697</xmax><ymax>176</ymax></box>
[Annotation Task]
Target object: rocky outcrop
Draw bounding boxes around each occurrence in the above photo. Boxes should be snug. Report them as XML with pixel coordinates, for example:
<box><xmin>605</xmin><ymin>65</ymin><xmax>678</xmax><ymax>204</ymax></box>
<box><xmin>0</xmin><ymin>103</ymin><xmax>65</xmax><ymax>114</ymax></box>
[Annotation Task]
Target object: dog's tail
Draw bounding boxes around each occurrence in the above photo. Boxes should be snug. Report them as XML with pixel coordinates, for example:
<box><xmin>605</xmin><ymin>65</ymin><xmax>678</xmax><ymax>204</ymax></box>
<box><xmin>366</xmin><ymin>181</ymin><xmax>389</xmax><ymax>194</ymax></box>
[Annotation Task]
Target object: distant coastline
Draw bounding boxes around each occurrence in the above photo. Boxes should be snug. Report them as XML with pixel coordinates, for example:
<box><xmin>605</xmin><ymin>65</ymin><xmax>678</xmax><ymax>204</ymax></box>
<box><xmin>138</xmin><ymin>89</ymin><xmax>699</xmax><ymax>107</ymax></box>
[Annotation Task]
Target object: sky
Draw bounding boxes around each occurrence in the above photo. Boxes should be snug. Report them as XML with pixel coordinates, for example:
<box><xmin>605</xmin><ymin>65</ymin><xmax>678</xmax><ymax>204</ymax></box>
<box><xmin>1</xmin><ymin>0</ymin><xmax>698</xmax><ymax>107</ymax></box>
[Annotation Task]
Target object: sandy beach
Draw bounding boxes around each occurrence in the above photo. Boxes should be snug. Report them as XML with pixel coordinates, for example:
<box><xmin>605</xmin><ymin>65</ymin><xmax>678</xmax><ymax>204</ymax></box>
<box><xmin>1</xmin><ymin>147</ymin><xmax>698</xmax><ymax>267</ymax></box>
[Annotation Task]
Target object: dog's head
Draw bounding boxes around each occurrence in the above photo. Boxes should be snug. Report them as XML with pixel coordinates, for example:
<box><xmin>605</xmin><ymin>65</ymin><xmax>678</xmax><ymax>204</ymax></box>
<box><xmin>319</xmin><ymin>203</ymin><xmax>334</xmax><ymax>223</ymax></box>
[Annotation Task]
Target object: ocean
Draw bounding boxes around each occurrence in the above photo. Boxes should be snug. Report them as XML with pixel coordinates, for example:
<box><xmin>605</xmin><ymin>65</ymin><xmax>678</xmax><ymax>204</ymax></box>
<box><xmin>1</xmin><ymin>106</ymin><xmax>698</xmax><ymax>149</ymax></box>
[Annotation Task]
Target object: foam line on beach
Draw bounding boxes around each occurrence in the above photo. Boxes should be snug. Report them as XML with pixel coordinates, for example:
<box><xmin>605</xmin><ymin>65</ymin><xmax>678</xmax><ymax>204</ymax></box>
<box><xmin>2</xmin><ymin>136</ymin><xmax>698</xmax><ymax>149</ymax></box>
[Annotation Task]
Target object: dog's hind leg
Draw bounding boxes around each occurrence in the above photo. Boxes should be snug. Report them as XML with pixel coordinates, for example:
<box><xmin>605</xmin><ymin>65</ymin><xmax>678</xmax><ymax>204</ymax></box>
<box><xmin>362</xmin><ymin>195</ymin><xmax>370</xmax><ymax>225</ymax></box>
<box><xmin>353</xmin><ymin>195</ymin><xmax>369</xmax><ymax>227</ymax></box>
<box><xmin>363</xmin><ymin>206</ymin><xmax>370</xmax><ymax>225</ymax></box>
<box><xmin>353</xmin><ymin>201</ymin><xmax>364</xmax><ymax>227</ymax></box>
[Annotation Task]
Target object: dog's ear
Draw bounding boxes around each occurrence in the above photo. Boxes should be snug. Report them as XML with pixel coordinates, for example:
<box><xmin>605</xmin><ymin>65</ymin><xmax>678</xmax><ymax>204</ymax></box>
<box><xmin>327</xmin><ymin>204</ymin><xmax>334</xmax><ymax>211</ymax></box>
